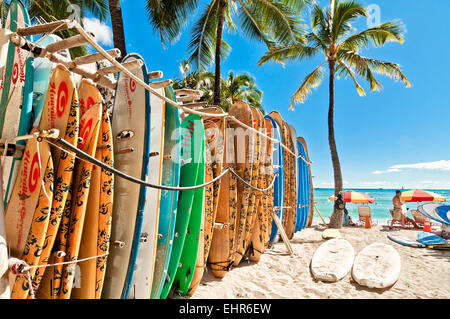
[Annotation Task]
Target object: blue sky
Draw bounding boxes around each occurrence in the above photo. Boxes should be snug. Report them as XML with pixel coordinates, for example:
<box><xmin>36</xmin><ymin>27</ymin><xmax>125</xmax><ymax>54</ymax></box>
<box><xmin>86</xmin><ymin>0</ymin><xmax>450</xmax><ymax>190</ymax></box>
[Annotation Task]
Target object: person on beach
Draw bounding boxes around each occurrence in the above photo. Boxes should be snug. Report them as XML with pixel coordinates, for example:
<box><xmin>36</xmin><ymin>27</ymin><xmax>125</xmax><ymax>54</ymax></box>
<box><xmin>390</xmin><ymin>190</ymin><xmax>419</xmax><ymax>229</ymax></box>
<box><xmin>390</xmin><ymin>190</ymin><xmax>406</xmax><ymax>229</ymax></box>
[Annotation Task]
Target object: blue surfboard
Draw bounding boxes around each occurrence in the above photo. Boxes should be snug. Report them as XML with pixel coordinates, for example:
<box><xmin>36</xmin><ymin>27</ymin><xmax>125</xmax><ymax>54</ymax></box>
<box><xmin>419</xmin><ymin>203</ymin><xmax>450</xmax><ymax>226</ymax></box>
<box><xmin>417</xmin><ymin>232</ymin><xmax>448</xmax><ymax>246</ymax></box>
<box><xmin>150</xmin><ymin>86</ymin><xmax>181</xmax><ymax>299</ymax></box>
<box><xmin>264</xmin><ymin>115</ymin><xmax>284</xmax><ymax>244</ymax></box>
<box><xmin>387</xmin><ymin>234</ymin><xmax>426</xmax><ymax>248</ymax></box>
<box><xmin>297</xmin><ymin>137</ymin><xmax>311</xmax><ymax>230</ymax></box>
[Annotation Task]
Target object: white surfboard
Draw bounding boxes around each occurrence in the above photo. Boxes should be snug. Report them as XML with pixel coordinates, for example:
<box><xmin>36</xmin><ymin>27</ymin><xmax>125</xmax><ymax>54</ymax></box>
<box><xmin>103</xmin><ymin>53</ymin><xmax>152</xmax><ymax>299</ymax></box>
<box><xmin>352</xmin><ymin>243</ymin><xmax>401</xmax><ymax>289</ymax></box>
<box><xmin>129</xmin><ymin>87</ymin><xmax>165</xmax><ymax>299</ymax></box>
<box><xmin>311</xmin><ymin>239</ymin><xmax>354</xmax><ymax>282</ymax></box>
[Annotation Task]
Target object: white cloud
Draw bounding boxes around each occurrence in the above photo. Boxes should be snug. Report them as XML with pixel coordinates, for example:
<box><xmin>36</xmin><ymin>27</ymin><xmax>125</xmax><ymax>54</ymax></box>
<box><xmin>373</xmin><ymin>160</ymin><xmax>450</xmax><ymax>175</ymax></box>
<box><xmin>391</xmin><ymin>160</ymin><xmax>450</xmax><ymax>171</ymax></box>
<box><xmin>82</xmin><ymin>17</ymin><xmax>113</xmax><ymax>46</ymax></box>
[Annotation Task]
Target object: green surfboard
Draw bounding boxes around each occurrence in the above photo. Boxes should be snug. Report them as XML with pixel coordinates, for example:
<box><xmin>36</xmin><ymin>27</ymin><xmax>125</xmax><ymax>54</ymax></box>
<box><xmin>171</xmin><ymin>122</ymin><xmax>205</xmax><ymax>296</ymax></box>
<box><xmin>160</xmin><ymin>114</ymin><xmax>205</xmax><ymax>299</ymax></box>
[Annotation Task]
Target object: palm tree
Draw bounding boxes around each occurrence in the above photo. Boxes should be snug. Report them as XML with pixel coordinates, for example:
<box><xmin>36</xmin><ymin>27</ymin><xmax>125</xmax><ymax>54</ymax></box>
<box><xmin>259</xmin><ymin>0</ymin><xmax>411</xmax><ymax>228</ymax></box>
<box><xmin>173</xmin><ymin>61</ymin><xmax>264</xmax><ymax>112</ymax></box>
<box><xmin>107</xmin><ymin>0</ymin><xmax>127</xmax><ymax>61</ymax></box>
<box><xmin>223</xmin><ymin>71</ymin><xmax>264</xmax><ymax>111</ymax></box>
<box><xmin>145</xmin><ymin>0</ymin><xmax>307</xmax><ymax>106</ymax></box>
<box><xmin>24</xmin><ymin>0</ymin><xmax>109</xmax><ymax>57</ymax></box>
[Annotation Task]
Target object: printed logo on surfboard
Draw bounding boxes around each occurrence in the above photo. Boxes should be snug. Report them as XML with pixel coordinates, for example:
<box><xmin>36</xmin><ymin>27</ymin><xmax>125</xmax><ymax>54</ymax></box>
<box><xmin>16</xmin><ymin>149</ymin><xmax>41</xmax><ymax>247</ymax></box>
<box><xmin>80</xmin><ymin>96</ymin><xmax>95</xmax><ymax>115</ymax></box>
<box><xmin>124</xmin><ymin>74</ymin><xmax>136</xmax><ymax>119</ymax></box>
<box><xmin>78</xmin><ymin>117</ymin><xmax>93</xmax><ymax>151</ymax></box>
<box><xmin>48</xmin><ymin>80</ymin><xmax>69</xmax><ymax>127</ymax></box>
<box><xmin>11</xmin><ymin>47</ymin><xmax>26</xmax><ymax>87</ymax></box>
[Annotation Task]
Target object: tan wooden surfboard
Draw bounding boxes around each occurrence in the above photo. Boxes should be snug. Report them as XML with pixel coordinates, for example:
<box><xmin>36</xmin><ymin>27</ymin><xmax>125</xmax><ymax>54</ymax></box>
<box><xmin>263</xmin><ymin>119</ymin><xmax>275</xmax><ymax>247</ymax></box>
<box><xmin>283</xmin><ymin>120</ymin><xmax>297</xmax><ymax>239</ymax></box>
<box><xmin>241</xmin><ymin>107</ymin><xmax>261</xmax><ymax>262</ymax></box>
<box><xmin>202</xmin><ymin>107</ymin><xmax>225</xmax><ymax>264</ymax></box>
<box><xmin>229</xmin><ymin>101</ymin><xmax>254</xmax><ymax>267</ymax></box>
<box><xmin>248</xmin><ymin>108</ymin><xmax>267</xmax><ymax>262</ymax></box>
<box><xmin>208</xmin><ymin>110</ymin><xmax>237</xmax><ymax>278</ymax></box>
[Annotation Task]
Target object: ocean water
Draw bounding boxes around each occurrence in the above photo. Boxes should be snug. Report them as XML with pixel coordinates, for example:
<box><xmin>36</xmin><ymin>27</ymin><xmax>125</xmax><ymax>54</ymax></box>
<box><xmin>313</xmin><ymin>188</ymin><xmax>450</xmax><ymax>224</ymax></box>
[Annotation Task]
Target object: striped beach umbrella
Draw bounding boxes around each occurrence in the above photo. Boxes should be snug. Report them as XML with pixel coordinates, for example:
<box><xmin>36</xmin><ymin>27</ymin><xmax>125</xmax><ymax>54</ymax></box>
<box><xmin>329</xmin><ymin>190</ymin><xmax>375</xmax><ymax>204</ymax></box>
<box><xmin>400</xmin><ymin>189</ymin><xmax>446</xmax><ymax>203</ymax></box>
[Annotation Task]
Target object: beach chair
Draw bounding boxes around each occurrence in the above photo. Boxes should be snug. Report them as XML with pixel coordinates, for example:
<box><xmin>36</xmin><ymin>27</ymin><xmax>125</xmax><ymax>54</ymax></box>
<box><xmin>355</xmin><ymin>206</ymin><xmax>377</xmax><ymax>227</ymax></box>
<box><xmin>411</xmin><ymin>209</ymin><xmax>427</xmax><ymax>226</ymax></box>
<box><xmin>411</xmin><ymin>209</ymin><xmax>441</xmax><ymax>230</ymax></box>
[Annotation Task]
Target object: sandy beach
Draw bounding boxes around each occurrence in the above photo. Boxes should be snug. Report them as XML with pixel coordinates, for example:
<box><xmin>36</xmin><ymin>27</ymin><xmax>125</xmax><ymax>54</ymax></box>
<box><xmin>192</xmin><ymin>222</ymin><xmax>450</xmax><ymax>299</ymax></box>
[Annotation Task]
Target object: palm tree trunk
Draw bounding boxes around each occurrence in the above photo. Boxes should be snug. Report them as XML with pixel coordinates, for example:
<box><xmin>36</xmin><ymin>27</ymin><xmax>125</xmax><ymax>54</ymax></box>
<box><xmin>213</xmin><ymin>0</ymin><xmax>227</xmax><ymax>106</ymax></box>
<box><xmin>327</xmin><ymin>61</ymin><xmax>345</xmax><ymax>229</ymax></box>
<box><xmin>108</xmin><ymin>0</ymin><xmax>127</xmax><ymax>62</ymax></box>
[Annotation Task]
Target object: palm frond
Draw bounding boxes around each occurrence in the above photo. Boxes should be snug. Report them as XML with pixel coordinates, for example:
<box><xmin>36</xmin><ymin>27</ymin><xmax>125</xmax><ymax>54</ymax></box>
<box><xmin>341</xmin><ymin>50</ymin><xmax>412</xmax><ymax>90</ymax></box>
<box><xmin>246</xmin><ymin>0</ymin><xmax>306</xmax><ymax>45</ymax></box>
<box><xmin>336</xmin><ymin>60</ymin><xmax>365</xmax><ymax>96</ymax></box>
<box><xmin>187</xmin><ymin>1</ymin><xmax>226</xmax><ymax>71</ymax></box>
<box><xmin>258</xmin><ymin>43</ymin><xmax>319</xmax><ymax>66</ymax></box>
<box><xmin>340</xmin><ymin>20</ymin><xmax>406</xmax><ymax>51</ymax></box>
<box><xmin>290</xmin><ymin>62</ymin><xmax>326</xmax><ymax>108</ymax></box>
<box><xmin>145</xmin><ymin>0</ymin><xmax>199</xmax><ymax>46</ymax></box>
<box><xmin>331</xmin><ymin>0</ymin><xmax>366</xmax><ymax>42</ymax></box>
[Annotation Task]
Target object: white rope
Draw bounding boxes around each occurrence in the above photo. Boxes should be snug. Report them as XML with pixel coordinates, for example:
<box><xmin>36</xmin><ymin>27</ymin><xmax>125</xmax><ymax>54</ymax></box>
<box><xmin>70</xmin><ymin>21</ymin><xmax>313</xmax><ymax>166</ymax></box>
<box><xmin>22</xmin><ymin>252</ymin><xmax>109</xmax><ymax>272</ymax></box>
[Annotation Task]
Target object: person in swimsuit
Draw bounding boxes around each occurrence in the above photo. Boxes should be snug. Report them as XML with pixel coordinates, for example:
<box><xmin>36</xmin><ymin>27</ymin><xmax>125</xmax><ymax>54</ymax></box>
<box><xmin>390</xmin><ymin>190</ymin><xmax>419</xmax><ymax>229</ymax></box>
<box><xmin>390</xmin><ymin>190</ymin><xmax>406</xmax><ymax>229</ymax></box>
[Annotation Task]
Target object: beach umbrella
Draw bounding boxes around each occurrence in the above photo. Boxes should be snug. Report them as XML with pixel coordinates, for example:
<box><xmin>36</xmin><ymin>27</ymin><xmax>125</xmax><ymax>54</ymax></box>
<box><xmin>329</xmin><ymin>190</ymin><xmax>375</xmax><ymax>204</ymax></box>
<box><xmin>400</xmin><ymin>189</ymin><xmax>446</xmax><ymax>203</ymax></box>
<box><xmin>329</xmin><ymin>190</ymin><xmax>375</xmax><ymax>219</ymax></box>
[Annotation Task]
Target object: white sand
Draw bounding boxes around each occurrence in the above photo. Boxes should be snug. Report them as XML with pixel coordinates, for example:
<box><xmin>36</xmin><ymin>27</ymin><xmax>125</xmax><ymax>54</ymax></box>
<box><xmin>192</xmin><ymin>223</ymin><xmax>450</xmax><ymax>299</ymax></box>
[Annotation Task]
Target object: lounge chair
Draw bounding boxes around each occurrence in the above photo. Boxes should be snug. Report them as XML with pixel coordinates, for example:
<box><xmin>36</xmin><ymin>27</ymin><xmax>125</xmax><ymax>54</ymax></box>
<box><xmin>411</xmin><ymin>209</ymin><xmax>427</xmax><ymax>226</ymax></box>
<box><xmin>411</xmin><ymin>209</ymin><xmax>441</xmax><ymax>230</ymax></box>
<box><xmin>356</xmin><ymin>206</ymin><xmax>377</xmax><ymax>227</ymax></box>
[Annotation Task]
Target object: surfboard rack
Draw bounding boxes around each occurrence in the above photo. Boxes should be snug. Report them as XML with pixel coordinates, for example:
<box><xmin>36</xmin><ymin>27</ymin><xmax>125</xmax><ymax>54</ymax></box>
<box><xmin>182</xmin><ymin>102</ymin><xmax>208</xmax><ymax>109</ymax></box>
<box><xmin>175</xmin><ymin>89</ymin><xmax>203</xmax><ymax>102</ymax></box>
<box><xmin>45</xmin><ymin>33</ymin><xmax>92</xmax><ymax>53</ymax></box>
<box><xmin>9</xmin><ymin>33</ymin><xmax>117</xmax><ymax>89</ymax></box>
<box><xmin>150</xmin><ymin>79</ymin><xmax>173</xmax><ymax>89</ymax></box>
<box><xmin>73</xmin><ymin>49</ymin><xmax>121</xmax><ymax>66</ymax></box>
<box><xmin>17</xmin><ymin>19</ymin><xmax>77</xmax><ymax>36</ymax></box>
<box><xmin>148</xmin><ymin>71</ymin><xmax>163</xmax><ymax>80</ymax></box>
<box><xmin>97</xmin><ymin>59</ymin><xmax>143</xmax><ymax>76</ymax></box>
<box><xmin>270</xmin><ymin>211</ymin><xmax>294</xmax><ymax>255</ymax></box>
<box><xmin>0</xmin><ymin>143</ymin><xmax>24</xmax><ymax>158</ymax></box>
<box><xmin>17</xmin><ymin>19</ymin><xmax>313</xmax><ymax>165</ymax></box>
<box><xmin>111</xmin><ymin>241</ymin><xmax>125</xmax><ymax>248</ymax></box>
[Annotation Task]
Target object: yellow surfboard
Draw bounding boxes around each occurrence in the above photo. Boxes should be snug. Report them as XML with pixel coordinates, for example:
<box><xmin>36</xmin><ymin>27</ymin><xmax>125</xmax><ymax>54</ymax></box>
<box><xmin>6</xmin><ymin>130</ymin><xmax>54</xmax><ymax>299</ymax></box>
<box><xmin>72</xmin><ymin>81</ymin><xmax>113</xmax><ymax>299</ymax></box>
<box><xmin>59</xmin><ymin>103</ymin><xmax>102</xmax><ymax>299</ymax></box>
<box><xmin>30</xmin><ymin>65</ymin><xmax>80</xmax><ymax>296</ymax></box>
<box><xmin>38</xmin><ymin>104</ymin><xmax>101</xmax><ymax>299</ymax></box>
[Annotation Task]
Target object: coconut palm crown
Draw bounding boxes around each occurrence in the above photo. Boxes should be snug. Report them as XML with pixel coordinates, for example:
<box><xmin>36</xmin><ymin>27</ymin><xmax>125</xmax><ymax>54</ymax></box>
<box><xmin>259</xmin><ymin>0</ymin><xmax>412</xmax><ymax>228</ymax></box>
